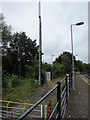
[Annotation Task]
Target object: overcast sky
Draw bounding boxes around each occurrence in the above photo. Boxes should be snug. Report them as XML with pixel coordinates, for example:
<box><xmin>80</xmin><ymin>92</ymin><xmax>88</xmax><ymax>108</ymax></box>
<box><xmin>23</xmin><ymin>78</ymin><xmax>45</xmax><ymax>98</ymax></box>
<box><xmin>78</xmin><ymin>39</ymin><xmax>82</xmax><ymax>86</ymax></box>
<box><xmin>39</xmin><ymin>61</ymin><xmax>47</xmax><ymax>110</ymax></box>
<box><xmin>1</xmin><ymin>0</ymin><xmax>89</xmax><ymax>64</ymax></box>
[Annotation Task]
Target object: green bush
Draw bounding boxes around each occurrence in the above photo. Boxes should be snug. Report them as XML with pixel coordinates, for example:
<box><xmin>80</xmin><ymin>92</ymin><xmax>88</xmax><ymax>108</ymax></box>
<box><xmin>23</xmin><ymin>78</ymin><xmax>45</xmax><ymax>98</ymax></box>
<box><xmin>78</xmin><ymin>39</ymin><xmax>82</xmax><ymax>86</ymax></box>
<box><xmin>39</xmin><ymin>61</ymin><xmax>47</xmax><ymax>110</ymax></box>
<box><xmin>2</xmin><ymin>73</ymin><xmax>20</xmax><ymax>88</ymax></box>
<box><xmin>9</xmin><ymin>75</ymin><xmax>20</xmax><ymax>87</ymax></box>
<box><xmin>2</xmin><ymin>72</ymin><xmax>8</xmax><ymax>88</ymax></box>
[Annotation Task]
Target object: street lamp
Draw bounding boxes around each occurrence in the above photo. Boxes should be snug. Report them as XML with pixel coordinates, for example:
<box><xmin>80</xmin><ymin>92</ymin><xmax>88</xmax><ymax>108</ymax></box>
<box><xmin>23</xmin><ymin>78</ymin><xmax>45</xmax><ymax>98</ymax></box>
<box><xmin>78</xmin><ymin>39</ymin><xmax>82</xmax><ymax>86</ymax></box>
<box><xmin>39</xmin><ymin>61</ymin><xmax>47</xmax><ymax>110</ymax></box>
<box><xmin>71</xmin><ymin>22</ymin><xmax>84</xmax><ymax>89</ymax></box>
<box><xmin>39</xmin><ymin>1</ymin><xmax>43</xmax><ymax>85</ymax></box>
<box><xmin>52</xmin><ymin>55</ymin><xmax>55</xmax><ymax>80</ymax></box>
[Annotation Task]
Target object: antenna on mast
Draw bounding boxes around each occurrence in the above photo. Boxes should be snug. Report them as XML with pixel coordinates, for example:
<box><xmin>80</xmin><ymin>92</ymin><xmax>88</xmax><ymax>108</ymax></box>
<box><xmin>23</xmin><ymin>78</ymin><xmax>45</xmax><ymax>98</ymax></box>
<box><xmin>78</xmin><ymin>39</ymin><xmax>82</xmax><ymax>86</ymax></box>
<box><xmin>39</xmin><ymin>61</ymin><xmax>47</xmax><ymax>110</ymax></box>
<box><xmin>39</xmin><ymin>1</ymin><xmax>41</xmax><ymax>17</ymax></box>
<box><xmin>38</xmin><ymin>1</ymin><xmax>43</xmax><ymax>85</ymax></box>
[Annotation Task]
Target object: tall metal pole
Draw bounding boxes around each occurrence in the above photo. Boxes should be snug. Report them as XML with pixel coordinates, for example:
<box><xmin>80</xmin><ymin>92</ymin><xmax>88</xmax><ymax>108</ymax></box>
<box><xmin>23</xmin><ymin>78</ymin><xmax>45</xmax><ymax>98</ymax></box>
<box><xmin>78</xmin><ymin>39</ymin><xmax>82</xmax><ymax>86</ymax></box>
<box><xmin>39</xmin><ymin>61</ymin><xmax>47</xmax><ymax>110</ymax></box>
<box><xmin>39</xmin><ymin>1</ymin><xmax>42</xmax><ymax>85</ymax></box>
<box><xmin>71</xmin><ymin>25</ymin><xmax>75</xmax><ymax>89</ymax></box>
<box><xmin>71</xmin><ymin>22</ymin><xmax>84</xmax><ymax>90</ymax></box>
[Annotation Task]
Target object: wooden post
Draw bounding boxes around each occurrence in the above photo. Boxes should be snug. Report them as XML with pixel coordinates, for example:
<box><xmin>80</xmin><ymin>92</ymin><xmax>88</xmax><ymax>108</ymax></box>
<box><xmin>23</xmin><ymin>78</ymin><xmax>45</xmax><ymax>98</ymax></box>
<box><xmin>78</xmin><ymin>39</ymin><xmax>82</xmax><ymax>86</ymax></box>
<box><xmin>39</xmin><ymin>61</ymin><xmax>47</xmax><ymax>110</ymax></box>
<box><xmin>48</xmin><ymin>99</ymin><xmax>51</xmax><ymax>118</ymax></box>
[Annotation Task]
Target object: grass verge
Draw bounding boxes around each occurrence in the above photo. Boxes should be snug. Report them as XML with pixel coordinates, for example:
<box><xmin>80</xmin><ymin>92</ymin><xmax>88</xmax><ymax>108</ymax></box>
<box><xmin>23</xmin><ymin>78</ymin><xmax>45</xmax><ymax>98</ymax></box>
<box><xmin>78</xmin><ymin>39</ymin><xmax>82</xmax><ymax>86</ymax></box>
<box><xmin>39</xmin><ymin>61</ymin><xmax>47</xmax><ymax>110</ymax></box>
<box><xmin>2</xmin><ymin>78</ymin><xmax>41</xmax><ymax>102</ymax></box>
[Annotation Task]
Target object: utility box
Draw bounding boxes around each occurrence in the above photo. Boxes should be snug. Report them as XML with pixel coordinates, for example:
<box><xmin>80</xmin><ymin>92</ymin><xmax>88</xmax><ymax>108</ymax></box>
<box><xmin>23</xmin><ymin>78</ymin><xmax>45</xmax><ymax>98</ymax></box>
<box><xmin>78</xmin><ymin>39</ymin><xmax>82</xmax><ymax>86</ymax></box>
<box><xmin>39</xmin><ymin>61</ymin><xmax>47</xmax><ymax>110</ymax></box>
<box><xmin>45</xmin><ymin>72</ymin><xmax>51</xmax><ymax>82</ymax></box>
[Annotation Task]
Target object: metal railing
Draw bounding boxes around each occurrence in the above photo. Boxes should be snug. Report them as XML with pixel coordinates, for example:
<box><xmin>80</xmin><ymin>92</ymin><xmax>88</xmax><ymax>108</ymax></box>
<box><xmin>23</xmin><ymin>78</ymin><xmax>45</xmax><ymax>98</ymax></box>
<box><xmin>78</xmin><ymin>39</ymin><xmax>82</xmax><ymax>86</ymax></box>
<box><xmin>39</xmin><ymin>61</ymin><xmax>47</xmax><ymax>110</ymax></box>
<box><xmin>60</xmin><ymin>73</ymin><xmax>72</xmax><ymax>119</ymax></box>
<box><xmin>17</xmin><ymin>73</ymin><xmax>72</xmax><ymax>120</ymax></box>
<box><xmin>0</xmin><ymin>100</ymin><xmax>42</xmax><ymax>119</ymax></box>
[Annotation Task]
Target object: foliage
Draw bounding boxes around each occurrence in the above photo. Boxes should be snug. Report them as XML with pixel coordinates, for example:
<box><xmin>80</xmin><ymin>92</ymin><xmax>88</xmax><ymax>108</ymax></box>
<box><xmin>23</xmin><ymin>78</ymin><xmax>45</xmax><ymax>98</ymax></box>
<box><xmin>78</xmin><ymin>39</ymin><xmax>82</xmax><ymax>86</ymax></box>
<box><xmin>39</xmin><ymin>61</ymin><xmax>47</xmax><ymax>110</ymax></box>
<box><xmin>54</xmin><ymin>51</ymin><xmax>89</xmax><ymax>75</ymax></box>
<box><xmin>2</xmin><ymin>32</ymin><xmax>39</xmax><ymax>77</ymax></box>
<box><xmin>9</xmin><ymin>75</ymin><xmax>20</xmax><ymax>87</ymax></box>
<box><xmin>55</xmin><ymin>51</ymin><xmax>72</xmax><ymax>74</ymax></box>
<box><xmin>83</xmin><ymin>63</ymin><xmax>90</xmax><ymax>75</ymax></box>
<box><xmin>53</xmin><ymin>62</ymin><xmax>65</xmax><ymax>78</ymax></box>
<box><xmin>1</xmin><ymin>14</ymin><xmax>40</xmax><ymax>91</ymax></box>
<box><xmin>0</xmin><ymin>13</ymin><xmax>12</xmax><ymax>56</ymax></box>
<box><xmin>2</xmin><ymin>72</ymin><xmax>8</xmax><ymax>88</ymax></box>
<box><xmin>75</xmin><ymin>60</ymin><xmax>86</xmax><ymax>72</ymax></box>
<box><xmin>2</xmin><ymin>78</ymin><xmax>40</xmax><ymax>101</ymax></box>
<box><xmin>2</xmin><ymin>73</ymin><xmax>20</xmax><ymax>88</ymax></box>
<box><xmin>42</xmin><ymin>63</ymin><xmax>52</xmax><ymax>74</ymax></box>
<box><xmin>2</xmin><ymin>14</ymin><xmax>89</xmax><ymax>93</ymax></box>
<box><xmin>1</xmin><ymin>14</ymin><xmax>39</xmax><ymax>78</ymax></box>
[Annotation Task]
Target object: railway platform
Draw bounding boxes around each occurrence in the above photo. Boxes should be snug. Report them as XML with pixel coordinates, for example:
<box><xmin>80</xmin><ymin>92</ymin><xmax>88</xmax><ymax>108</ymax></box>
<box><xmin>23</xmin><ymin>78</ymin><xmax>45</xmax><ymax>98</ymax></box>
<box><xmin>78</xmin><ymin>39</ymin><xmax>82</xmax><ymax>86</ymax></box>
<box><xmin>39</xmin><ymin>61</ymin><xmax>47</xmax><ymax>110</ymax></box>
<box><xmin>64</xmin><ymin>74</ymin><xmax>90</xmax><ymax>119</ymax></box>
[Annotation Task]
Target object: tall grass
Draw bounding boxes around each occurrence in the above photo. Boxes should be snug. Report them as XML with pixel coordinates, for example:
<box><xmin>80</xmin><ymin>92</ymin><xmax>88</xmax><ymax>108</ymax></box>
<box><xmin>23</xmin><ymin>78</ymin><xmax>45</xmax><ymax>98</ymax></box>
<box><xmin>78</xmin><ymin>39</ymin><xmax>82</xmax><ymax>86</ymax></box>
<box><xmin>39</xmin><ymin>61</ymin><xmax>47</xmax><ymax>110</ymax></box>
<box><xmin>2</xmin><ymin>77</ymin><xmax>40</xmax><ymax>102</ymax></box>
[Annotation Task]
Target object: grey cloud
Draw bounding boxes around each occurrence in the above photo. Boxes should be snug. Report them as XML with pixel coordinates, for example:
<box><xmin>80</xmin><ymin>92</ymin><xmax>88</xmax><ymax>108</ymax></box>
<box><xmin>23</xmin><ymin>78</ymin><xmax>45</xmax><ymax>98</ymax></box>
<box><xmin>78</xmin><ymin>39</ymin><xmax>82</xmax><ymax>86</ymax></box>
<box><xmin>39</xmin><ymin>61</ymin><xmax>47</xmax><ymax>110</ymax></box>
<box><xmin>2</xmin><ymin>2</ymin><xmax>88</xmax><ymax>63</ymax></box>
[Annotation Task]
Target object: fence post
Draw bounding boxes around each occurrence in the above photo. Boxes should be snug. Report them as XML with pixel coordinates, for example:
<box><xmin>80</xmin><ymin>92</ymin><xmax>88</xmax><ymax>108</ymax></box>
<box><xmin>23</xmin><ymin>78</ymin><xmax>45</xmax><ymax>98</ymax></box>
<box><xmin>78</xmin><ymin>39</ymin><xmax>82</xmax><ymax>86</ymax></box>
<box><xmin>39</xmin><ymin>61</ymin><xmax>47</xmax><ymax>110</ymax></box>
<box><xmin>6</xmin><ymin>101</ymin><xmax>10</xmax><ymax>118</ymax></box>
<box><xmin>41</xmin><ymin>105</ymin><xmax>43</xmax><ymax>118</ymax></box>
<box><xmin>66</xmin><ymin>74</ymin><xmax>69</xmax><ymax>105</ymax></box>
<box><xmin>69</xmin><ymin>73</ymin><xmax>72</xmax><ymax>90</ymax></box>
<box><xmin>44</xmin><ymin>105</ymin><xmax>47</xmax><ymax>119</ymax></box>
<box><xmin>69</xmin><ymin>74</ymin><xmax>71</xmax><ymax>91</ymax></box>
<box><xmin>66</xmin><ymin>75</ymin><xmax>68</xmax><ymax>105</ymax></box>
<box><xmin>57</xmin><ymin>82</ymin><xmax>61</xmax><ymax>120</ymax></box>
<box><xmin>67</xmin><ymin>74</ymin><xmax>69</xmax><ymax>98</ymax></box>
<box><xmin>48</xmin><ymin>99</ymin><xmax>51</xmax><ymax>118</ymax></box>
<box><xmin>71</xmin><ymin>72</ymin><xmax>72</xmax><ymax>87</ymax></box>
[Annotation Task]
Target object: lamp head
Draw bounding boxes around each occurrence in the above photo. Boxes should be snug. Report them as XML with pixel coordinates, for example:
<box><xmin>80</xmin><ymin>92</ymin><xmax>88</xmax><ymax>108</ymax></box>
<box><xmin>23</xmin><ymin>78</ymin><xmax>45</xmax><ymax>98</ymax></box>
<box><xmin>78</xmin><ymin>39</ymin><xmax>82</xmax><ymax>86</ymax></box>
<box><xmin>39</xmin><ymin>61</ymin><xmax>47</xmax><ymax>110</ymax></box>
<box><xmin>76</xmin><ymin>22</ymin><xmax>84</xmax><ymax>26</ymax></box>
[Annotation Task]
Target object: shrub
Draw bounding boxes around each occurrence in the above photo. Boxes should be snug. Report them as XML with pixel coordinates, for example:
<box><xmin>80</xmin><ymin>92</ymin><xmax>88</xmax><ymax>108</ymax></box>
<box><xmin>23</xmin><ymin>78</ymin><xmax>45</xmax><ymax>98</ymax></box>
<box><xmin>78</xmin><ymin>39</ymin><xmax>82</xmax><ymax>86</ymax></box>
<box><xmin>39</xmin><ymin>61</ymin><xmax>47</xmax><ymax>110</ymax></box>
<box><xmin>9</xmin><ymin>75</ymin><xmax>20</xmax><ymax>87</ymax></box>
<box><xmin>2</xmin><ymin>73</ymin><xmax>20</xmax><ymax>88</ymax></box>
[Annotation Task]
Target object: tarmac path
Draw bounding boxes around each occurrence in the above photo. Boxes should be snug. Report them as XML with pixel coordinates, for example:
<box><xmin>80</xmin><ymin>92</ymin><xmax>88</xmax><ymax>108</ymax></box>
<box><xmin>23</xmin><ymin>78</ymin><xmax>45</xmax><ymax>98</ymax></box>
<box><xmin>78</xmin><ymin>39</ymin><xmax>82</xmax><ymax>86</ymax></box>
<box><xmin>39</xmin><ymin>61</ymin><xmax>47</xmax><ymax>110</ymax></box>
<box><xmin>64</xmin><ymin>74</ymin><xmax>90</xmax><ymax>119</ymax></box>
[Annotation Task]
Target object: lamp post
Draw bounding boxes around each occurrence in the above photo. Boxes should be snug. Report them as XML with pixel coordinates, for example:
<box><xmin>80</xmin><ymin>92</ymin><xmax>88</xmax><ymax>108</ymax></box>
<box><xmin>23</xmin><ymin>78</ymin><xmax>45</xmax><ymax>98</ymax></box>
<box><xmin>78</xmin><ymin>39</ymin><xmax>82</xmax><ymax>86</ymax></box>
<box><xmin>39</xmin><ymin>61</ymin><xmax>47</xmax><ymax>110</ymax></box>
<box><xmin>71</xmin><ymin>22</ymin><xmax>84</xmax><ymax>89</ymax></box>
<box><xmin>52</xmin><ymin>55</ymin><xmax>55</xmax><ymax>80</ymax></box>
<box><xmin>39</xmin><ymin>1</ymin><xmax>43</xmax><ymax>85</ymax></box>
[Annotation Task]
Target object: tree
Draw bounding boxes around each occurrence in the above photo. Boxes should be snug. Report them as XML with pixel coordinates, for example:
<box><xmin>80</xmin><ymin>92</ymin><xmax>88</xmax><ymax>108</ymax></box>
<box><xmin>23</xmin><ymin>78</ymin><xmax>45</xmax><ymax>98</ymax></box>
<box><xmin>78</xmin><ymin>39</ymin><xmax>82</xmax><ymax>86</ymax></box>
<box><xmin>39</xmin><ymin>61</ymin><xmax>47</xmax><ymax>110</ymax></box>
<box><xmin>85</xmin><ymin>63</ymin><xmax>90</xmax><ymax>75</ymax></box>
<box><xmin>75</xmin><ymin>60</ymin><xmax>87</xmax><ymax>73</ymax></box>
<box><xmin>0</xmin><ymin>13</ymin><xmax>12</xmax><ymax>56</ymax></box>
<box><xmin>53</xmin><ymin>62</ymin><xmax>65</xmax><ymax>78</ymax></box>
<box><xmin>55</xmin><ymin>51</ymin><xmax>72</xmax><ymax>74</ymax></box>
<box><xmin>3</xmin><ymin>32</ymin><xmax>39</xmax><ymax>77</ymax></box>
<box><xmin>1</xmin><ymin>14</ymin><xmax>39</xmax><ymax>78</ymax></box>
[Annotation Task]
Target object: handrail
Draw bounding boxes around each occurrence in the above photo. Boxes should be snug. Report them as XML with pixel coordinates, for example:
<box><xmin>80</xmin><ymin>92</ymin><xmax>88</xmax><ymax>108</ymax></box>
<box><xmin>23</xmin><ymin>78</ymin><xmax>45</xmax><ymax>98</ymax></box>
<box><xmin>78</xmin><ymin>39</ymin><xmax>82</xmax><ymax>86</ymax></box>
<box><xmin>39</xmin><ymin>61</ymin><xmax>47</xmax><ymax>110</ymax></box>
<box><xmin>2</xmin><ymin>73</ymin><xmax>72</xmax><ymax>120</ymax></box>
<box><xmin>60</xmin><ymin>77</ymin><xmax>66</xmax><ymax>83</ymax></box>
<box><xmin>61</xmin><ymin>86</ymin><xmax>66</xmax><ymax>98</ymax></box>
<box><xmin>48</xmin><ymin>102</ymin><xmax>59</xmax><ymax>120</ymax></box>
<box><xmin>17</xmin><ymin>84</ymin><xmax>58</xmax><ymax>120</ymax></box>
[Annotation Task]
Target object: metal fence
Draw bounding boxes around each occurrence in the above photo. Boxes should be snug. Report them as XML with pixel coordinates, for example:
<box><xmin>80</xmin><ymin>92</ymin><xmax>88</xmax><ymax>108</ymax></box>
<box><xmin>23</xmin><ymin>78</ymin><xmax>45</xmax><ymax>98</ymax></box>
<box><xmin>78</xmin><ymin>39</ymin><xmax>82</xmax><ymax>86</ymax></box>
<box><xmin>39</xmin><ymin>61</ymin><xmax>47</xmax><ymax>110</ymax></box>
<box><xmin>17</xmin><ymin>73</ymin><xmax>72</xmax><ymax>120</ymax></box>
<box><xmin>0</xmin><ymin>100</ymin><xmax>43</xmax><ymax>119</ymax></box>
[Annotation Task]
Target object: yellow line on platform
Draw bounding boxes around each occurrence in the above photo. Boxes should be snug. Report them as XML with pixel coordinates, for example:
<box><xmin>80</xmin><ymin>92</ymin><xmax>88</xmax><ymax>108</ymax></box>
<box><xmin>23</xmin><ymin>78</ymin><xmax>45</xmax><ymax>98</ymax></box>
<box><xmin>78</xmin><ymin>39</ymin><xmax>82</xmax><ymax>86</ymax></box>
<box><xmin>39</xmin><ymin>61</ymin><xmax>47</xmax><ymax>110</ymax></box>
<box><xmin>79</xmin><ymin>75</ymin><xmax>90</xmax><ymax>86</ymax></box>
